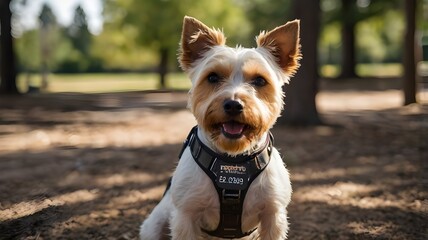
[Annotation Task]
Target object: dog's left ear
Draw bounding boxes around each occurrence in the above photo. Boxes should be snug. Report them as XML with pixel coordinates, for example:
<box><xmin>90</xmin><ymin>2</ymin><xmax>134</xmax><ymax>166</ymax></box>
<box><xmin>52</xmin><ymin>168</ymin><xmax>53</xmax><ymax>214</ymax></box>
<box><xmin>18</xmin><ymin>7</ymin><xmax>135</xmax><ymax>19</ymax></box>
<box><xmin>256</xmin><ymin>20</ymin><xmax>301</xmax><ymax>76</ymax></box>
<box><xmin>179</xmin><ymin>16</ymin><xmax>226</xmax><ymax>71</ymax></box>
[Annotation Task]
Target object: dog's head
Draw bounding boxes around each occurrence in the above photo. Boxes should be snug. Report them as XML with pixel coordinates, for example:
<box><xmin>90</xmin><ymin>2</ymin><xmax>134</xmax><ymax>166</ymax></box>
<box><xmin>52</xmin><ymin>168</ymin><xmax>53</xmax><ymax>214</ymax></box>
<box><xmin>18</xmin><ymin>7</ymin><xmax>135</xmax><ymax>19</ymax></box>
<box><xmin>179</xmin><ymin>16</ymin><xmax>301</xmax><ymax>155</ymax></box>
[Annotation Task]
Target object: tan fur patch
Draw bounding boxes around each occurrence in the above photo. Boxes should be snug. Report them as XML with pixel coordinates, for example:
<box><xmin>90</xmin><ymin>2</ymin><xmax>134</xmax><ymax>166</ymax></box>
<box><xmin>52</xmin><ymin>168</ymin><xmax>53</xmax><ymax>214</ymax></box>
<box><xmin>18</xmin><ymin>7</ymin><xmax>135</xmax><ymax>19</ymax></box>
<box><xmin>200</xmin><ymin>64</ymin><xmax>233</xmax><ymax>84</ymax></box>
<box><xmin>242</xmin><ymin>59</ymin><xmax>283</xmax><ymax>128</ymax></box>
<box><xmin>242</xmin><ymin>60</ymin><xmax>271</xmax><ymax>83</ymax></box>
<box><xmin>179</xmin><ymin>17</ymin><xmax>226</xmax><ymax>71</ymax></box>
<box><xmin>256</xmin><ymin>20</ymin><xmax>301</xmax><ymax>76</ymax></box>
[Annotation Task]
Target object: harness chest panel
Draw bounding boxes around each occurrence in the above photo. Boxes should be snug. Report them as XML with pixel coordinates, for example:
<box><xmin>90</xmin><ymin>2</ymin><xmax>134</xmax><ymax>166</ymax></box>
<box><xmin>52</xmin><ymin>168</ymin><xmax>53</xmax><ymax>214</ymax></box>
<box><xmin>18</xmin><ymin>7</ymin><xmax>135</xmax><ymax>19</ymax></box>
<box><xmin>213</xmin><ymin>159</ymin><xmax>252</xmax><ymax>190</ymax></box>
<box><xmin>178</xmin><ymin>126</ymin><xmax>272</xmax><ymax>239</ymax></box>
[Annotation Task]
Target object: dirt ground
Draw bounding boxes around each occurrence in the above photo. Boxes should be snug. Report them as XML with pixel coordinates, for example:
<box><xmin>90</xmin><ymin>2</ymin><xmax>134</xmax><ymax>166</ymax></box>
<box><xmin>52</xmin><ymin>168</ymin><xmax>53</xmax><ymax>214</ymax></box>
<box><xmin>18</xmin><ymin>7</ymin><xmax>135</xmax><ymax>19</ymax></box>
<box><xmin>0</xmin><ymin>85</ymin><xmax>427</xmax><ymax>239</ymax></box>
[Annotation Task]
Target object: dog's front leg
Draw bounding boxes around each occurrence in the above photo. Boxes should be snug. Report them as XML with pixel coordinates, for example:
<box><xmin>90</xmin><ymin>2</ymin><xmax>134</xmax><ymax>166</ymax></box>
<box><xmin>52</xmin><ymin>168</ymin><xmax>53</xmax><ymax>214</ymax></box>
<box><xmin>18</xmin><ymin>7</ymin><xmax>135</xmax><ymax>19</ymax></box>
<box><xmin>258</xmin><ymin>207</ymin><xmax>289</xmax><ymax>240</ymax></box>
<box><xmin>170</xmin><ymin>210</ymin><xmax>200</xmax><ymax>240</ymax></box>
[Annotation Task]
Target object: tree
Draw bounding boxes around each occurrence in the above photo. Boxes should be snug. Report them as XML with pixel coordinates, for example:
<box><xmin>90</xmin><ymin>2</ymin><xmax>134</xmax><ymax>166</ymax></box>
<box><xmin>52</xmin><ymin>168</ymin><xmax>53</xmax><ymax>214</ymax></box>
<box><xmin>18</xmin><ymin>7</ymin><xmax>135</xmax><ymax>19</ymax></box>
<box><xmin>339</xmin><ymin>0</ymin><xmax>357</xmax><ymax>78</ymax></box>
<box><xmin>281</xmin><ymin>0</ymin><xmax>321</xmax><ymax>125</ymax></box>
<box><xmin>15</xmin><ymin>29</ymin><xmax>40</xmax><ymax>87</ymax></box>
<box><xmin>39</xmin><ymin>3</ymin><xmax>57</xmax><ymax>90</ymax></box>
<box><xmin>0</xmin><ymin>0</ymin><xmax>19</xmax><ymax>94</ymax></box>
<box><xmin>68</xmin><ymin>5</ymin><xmax>91</xmax><ymax>56</ymax></box>
<box><xmin>322</xmin><ymin>0</ymin><xmax>402</xmax><ymax>78</ymax></box>
<box><xmin>102</xmin><ymin>0</ymin><xmax>250</xmax><ymax>88</ymax></box>
<box><xmin>243</xmin><ymin>0</ymin><xmax>291</xmax><ymax>45</ymax></box>
<box><xmin>57</xmin><ymin>5</ymin><xmax>93</xmax><ymax>72</ymax></box>
<box><xmin>402</xmin><ymin>0</ymin><xmax>417</xmax><ymax>105</ymax></box>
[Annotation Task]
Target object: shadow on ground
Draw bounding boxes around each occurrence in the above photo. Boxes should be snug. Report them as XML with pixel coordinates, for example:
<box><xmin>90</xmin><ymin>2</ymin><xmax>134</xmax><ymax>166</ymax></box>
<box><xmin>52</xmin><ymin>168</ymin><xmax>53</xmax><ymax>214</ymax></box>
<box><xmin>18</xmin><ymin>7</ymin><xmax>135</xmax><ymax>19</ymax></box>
<box><xmin>0</xmin><ymin>91</ymin><xmax>427</xmax><ymax>240</ymax></box>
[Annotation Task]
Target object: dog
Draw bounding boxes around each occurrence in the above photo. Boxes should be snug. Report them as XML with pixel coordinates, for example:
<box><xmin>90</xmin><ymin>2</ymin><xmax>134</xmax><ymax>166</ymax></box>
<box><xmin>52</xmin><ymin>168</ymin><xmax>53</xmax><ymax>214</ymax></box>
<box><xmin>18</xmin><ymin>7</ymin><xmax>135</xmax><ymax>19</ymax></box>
<box><xmin>140</xmin><ymin>16</ymin><xmax>301</xmax><ymax>240</ymax></box>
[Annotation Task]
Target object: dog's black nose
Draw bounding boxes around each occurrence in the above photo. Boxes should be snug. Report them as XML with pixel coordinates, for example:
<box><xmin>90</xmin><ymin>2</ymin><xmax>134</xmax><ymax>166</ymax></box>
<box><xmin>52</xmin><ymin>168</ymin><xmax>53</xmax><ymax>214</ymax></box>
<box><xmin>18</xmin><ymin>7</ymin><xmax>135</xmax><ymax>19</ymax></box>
<box><xmin>223</xmin><ymin>99</ymin><xmax>243</xmax><ymax>116</ymax></box>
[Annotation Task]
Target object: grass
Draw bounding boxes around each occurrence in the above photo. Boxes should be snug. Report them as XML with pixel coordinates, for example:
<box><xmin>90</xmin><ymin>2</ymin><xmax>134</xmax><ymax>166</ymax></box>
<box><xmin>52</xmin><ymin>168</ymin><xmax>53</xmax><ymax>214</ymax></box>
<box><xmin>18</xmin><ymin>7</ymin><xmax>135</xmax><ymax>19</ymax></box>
<box><xmin>18</xmin><ymin>73</ymin><xmax>191</xmax><ymax>93</ymax></box>
<box><xmin>320</xmin><ymin>63</ymin><xmax>402</xmax><ymax>78</ymax></box>
<box><xmin>17</xmin><ymin>63</ymin><xmax>404</xmax><ymax>93</ymax></box>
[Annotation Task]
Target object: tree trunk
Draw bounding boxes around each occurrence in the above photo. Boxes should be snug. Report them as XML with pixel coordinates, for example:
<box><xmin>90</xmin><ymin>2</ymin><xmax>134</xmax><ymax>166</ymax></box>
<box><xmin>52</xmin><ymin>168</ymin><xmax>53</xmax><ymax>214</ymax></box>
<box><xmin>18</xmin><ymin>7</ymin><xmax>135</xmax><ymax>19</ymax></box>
<box><xmin>158</xmin><ymin>48</ymin><xmax>168</xmax><ymax>89</ymax></box>
<box><xmin>403</xmin><ymin>0</ymin><xmax>417</xmax><ymax>105</ymax></box>
<box><xmin>281</xmin><ymin>0</ymin><xmax>321</xmax><ymax>125</ymax></box>
<box><xmin>339</xmin><ymin>0</ymin><xmax>357</xmax><ymax>79</ymax></box>
<box><xmin>0</xmin><ymin>0</ymin><xmax>19</xmax><ymax>94</ymax></box>
<box><xmin>40</xmin><ymin>24</ymin><xmax>49</xmax><ymax>90</ymax></box>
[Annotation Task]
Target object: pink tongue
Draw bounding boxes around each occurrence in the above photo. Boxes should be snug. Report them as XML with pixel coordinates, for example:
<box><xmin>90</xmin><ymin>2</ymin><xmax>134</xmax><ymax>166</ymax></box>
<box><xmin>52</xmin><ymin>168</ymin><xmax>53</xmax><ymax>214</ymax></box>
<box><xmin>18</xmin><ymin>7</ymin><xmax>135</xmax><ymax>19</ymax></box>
<box><xmin>222</xmin><ymin>122</ymin><xmax>245</xmax><ymax>135</ymax></box>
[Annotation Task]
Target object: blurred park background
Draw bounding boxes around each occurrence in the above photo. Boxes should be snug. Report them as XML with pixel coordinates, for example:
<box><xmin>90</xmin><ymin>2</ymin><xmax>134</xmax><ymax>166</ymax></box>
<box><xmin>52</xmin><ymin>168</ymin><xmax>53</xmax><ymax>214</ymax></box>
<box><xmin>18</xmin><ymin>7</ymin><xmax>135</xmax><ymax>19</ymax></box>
<box><xmin>0</xmin><ymin>0</ymin><xmax>427</xmax><ymax>239</ymax></box>
<box><xmin>0</xmin><ymin>0</ymin><xmax>426</xmax><ymax>97</ymax></box>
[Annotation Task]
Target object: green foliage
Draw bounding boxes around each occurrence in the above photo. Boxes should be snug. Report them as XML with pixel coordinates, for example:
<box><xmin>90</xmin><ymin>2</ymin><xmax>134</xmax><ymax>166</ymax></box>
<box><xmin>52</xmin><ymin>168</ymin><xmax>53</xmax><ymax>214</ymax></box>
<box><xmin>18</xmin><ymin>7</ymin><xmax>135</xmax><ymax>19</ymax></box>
<box><xmin>91</xmin><ymin>19</ymin><xmax>159</xmax><ymax>70</ymax></box>
<box><xmin>357</xmin><ymin>1</ymin><xmax>404</xmax><ymax>63</ymax></box>
<box><xmin>15</xmin><ymin>3</ymin><xmax>99</xmax><ymax>73</ymax></box>
<box><xmin>15</xmin><ymin>27</ymin><xmax>78</xmax><ymax>73</ymax></box>
<box><xmin>356</xmin><ymin>9</ymin><xmax>404</xmax><ymax>63</ymax></box>
<box><xmin>421</xmin><ymin>0</ymin><xmax>428</xmax><ymax>32</ymax></box>
<box><xmin>12</xmin><ymin>0</ymin><xmax>428</xmax><ymax>76</ymax></box>
<box><xmin>68</xmin><ymin>5</ymin><xmax>92</xmax><ymax>56</ymax></box>
<box><xmin>58</xmin><ymin>5</ymin><xmax>97</xmax><ymax>73</ymax></box>
<box><xmin>38</xmin><ymin>3</ymin><xmax>59</xmax><ymax>71</ymax></box>
<box><xmin>15</xmin><ymin>29</ymin><xmax>41</xmax><ymax>72</ymax></box>
<box><xmin>319</xmin><ymin>22</ymin><xmax>341</xmax><ymax>65</ymax></box>
<box><xmin>319</xmin><ymin>0</ymin><xmax>406</xmax><ymax>65</ymax></box>
<box><xmin>182</xmin><ymin>0</ymin><xmax>252</xmax><ymax>46</ymax></box>
<box><xmin>39</xmin><ymin>3</ymin><xmax>56</xmax><ymax>27</ymax></box>
<box><xmin>239</xmin><ymin>0</ymin><xmax>291</xmax><ymax>46</ymax></box>
<box><xmin>100</xmin><ymin>0</ymin><xmax>251</xmax><ymax>70</ymax></box>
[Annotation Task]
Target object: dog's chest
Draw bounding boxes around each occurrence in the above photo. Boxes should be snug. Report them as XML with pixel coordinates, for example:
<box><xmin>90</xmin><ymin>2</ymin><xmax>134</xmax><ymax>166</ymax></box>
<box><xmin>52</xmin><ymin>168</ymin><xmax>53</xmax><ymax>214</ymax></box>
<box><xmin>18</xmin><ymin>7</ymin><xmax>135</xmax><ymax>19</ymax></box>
<box><xmin>171</xmin><ymin>147</ymin><xmax>290</xmax><ymax>237</ymax></box>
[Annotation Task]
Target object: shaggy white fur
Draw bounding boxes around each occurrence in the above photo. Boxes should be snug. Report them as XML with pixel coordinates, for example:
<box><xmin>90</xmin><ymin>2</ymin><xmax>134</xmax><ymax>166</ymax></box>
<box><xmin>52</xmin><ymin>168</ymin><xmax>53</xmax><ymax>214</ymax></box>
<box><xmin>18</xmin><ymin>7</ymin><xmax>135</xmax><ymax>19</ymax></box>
<box><xmin>140</xmin><ymin>16</ymin><xmax>300</xmax><ymax>240</ymax></box>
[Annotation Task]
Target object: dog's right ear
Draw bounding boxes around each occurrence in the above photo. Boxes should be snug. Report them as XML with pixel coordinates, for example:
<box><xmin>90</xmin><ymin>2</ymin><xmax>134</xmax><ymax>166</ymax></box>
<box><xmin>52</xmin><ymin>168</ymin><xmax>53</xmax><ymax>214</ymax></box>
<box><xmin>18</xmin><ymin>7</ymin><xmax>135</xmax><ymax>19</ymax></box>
<box><xmin>179</xmin><ymin>16</ymin><xmax>226</xmax><ymax>71</ymax></box>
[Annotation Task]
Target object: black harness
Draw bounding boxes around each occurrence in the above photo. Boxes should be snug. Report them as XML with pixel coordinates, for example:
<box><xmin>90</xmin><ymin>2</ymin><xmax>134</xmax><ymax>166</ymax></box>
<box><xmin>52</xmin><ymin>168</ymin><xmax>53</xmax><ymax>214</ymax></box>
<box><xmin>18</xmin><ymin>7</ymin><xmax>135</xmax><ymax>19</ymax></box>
<box><xmin>174</xmin><ymin>126</ymin><xmax>273</xmax><ymax>239</ymax></box>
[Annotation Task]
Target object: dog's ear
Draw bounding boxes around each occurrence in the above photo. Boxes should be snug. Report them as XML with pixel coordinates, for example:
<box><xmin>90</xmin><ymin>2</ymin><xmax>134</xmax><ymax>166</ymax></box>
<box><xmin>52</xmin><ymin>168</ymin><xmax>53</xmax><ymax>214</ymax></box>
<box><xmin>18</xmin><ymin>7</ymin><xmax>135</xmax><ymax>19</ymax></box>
<box><xmin>256</xmin><ymin>20</ymin><xmax>301</xmax><ymax>76</ymax></box>
<box><xmin>179</xmin><ymin>16</ymin><xmax>226</xmax><ymax>71</ymax></box>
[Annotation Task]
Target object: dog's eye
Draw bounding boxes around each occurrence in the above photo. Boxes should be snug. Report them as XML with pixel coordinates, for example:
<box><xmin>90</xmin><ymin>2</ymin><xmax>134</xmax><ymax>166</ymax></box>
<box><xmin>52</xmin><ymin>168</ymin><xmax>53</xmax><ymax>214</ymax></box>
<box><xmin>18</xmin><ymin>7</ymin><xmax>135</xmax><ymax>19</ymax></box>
<box><xmin>207</xmin><ymin>73</ymin><xmax>221</xmax><ymax>84</ymax></box>
<box><xmin>252</xmin><ymin>76</ymin><xmax>267</xmax><ymax>87</ymax></box>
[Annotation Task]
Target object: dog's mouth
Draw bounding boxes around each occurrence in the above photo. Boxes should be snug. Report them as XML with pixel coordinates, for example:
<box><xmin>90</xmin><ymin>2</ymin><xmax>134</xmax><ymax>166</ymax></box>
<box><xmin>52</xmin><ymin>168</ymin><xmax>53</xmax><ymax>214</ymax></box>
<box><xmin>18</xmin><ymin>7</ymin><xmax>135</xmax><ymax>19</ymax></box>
<box><xmin>221</xmin><ymin>121</ymin><xmax>247</xmax><ymax>139</ymax></box>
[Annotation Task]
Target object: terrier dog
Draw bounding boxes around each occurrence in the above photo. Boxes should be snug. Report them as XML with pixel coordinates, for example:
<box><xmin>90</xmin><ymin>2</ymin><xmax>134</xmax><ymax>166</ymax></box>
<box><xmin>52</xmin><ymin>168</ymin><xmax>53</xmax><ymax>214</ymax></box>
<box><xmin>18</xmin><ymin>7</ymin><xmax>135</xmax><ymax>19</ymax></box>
<box><xmin>140</xmin><ymin>16</ymin><xmax>301</xmax><ymax>240</ymax></box>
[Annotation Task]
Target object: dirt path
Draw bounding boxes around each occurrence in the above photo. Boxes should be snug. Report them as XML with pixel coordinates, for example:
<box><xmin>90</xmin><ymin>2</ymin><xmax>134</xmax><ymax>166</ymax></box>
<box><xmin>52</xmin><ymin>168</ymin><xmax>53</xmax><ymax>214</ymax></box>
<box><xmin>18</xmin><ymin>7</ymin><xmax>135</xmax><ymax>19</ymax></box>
<box><xmin>0</xmin><ymin>90</ymin><xmax>427</xmax><ymax>240</ymax></box>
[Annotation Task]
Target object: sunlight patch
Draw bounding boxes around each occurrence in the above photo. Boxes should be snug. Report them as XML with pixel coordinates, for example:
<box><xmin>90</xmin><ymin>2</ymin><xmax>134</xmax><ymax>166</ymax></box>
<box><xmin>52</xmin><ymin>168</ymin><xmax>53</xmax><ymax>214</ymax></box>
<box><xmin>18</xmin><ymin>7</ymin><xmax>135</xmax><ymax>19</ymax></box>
<box><xmin>0</xmin><ymin>189</ymin><xmax>99</xmax><ymax>221</ymax></box>
<box><xmin>293</xmin><ymin>181</ymin><xmax>411</xmax><ymax>210</ymax></box>
<box><xmin>107</xmin><ymin>185</ymin><xmax>166</xmax><ymax>207</ymax></box>
<box><xmin>292</xmin><ymin>167</ymin><xmax>371</xmax><ymax>182</ymax></box>
<box><xmin>348</xmin><ymin>221</ymin><xmax>396</xmax><ymax>237</ymax></box>
<box><xmin>94</xmin><ymin>172</ymin><xmax>169</xmax><ymax>188</ymax></box>
<box><xmin>293</xmin><ymin>182</ymin><xmax>377</xmax><ymax>203</ymax></box>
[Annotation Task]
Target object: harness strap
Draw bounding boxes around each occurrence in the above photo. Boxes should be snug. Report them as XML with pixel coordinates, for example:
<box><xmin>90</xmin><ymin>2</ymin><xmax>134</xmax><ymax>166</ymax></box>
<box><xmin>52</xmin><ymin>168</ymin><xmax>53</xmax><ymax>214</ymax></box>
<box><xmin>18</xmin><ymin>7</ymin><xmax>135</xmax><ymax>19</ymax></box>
<box><xmin>182</xmin><ymin>126</ymin><xmax>273</xmax><ymax>239</ymax></box>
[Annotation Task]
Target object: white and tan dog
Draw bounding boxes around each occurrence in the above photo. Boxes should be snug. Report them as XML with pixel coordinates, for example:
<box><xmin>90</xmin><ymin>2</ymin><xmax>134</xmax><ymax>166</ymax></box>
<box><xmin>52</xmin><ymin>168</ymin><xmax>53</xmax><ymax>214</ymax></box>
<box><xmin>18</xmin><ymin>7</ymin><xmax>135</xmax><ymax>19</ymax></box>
<box><xmin>140</xmin><ymin>16</ymin><xmax>301</xmax><ymax>240</ymax></box>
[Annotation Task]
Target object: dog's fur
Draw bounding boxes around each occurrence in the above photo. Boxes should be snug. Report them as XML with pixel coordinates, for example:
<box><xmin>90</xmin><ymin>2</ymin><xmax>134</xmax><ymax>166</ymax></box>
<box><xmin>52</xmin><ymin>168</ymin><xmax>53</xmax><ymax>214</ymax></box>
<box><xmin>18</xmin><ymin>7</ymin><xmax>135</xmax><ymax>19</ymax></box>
<box><xmin>140</xmin><ymin>16</ymin><xmax>301</xmax><ymax>240</ymax></box>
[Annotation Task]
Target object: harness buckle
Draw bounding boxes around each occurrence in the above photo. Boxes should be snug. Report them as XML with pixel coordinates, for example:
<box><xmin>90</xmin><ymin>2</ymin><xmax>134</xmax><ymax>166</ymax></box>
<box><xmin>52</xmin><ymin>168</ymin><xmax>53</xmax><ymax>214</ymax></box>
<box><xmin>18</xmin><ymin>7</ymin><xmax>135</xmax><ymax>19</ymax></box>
<box><xmin>222</xmin><ymin>189</ymin><xmax>241</xmax><ymax>205</ymax></box>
